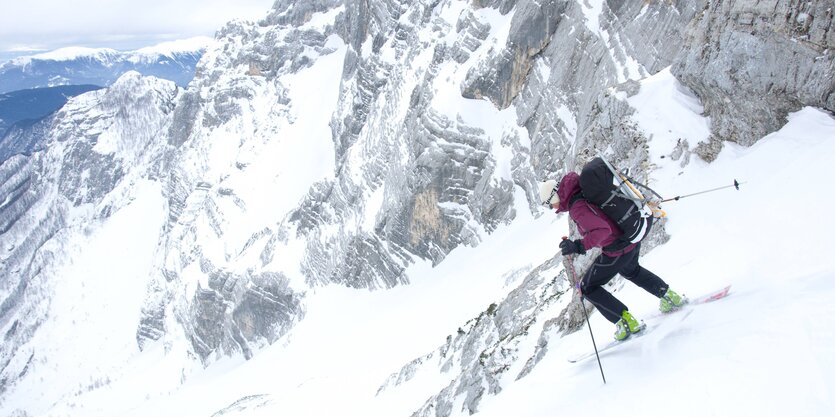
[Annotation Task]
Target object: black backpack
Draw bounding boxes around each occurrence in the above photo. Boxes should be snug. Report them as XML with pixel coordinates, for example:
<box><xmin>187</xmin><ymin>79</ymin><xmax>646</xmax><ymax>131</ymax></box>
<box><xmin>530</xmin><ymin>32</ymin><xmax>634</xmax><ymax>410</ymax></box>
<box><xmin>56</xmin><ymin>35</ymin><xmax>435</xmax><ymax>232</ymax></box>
<box><xmin>579</xmin><ymin>157</ymin><xmax>652</xmax><ymax>247</ymax></box>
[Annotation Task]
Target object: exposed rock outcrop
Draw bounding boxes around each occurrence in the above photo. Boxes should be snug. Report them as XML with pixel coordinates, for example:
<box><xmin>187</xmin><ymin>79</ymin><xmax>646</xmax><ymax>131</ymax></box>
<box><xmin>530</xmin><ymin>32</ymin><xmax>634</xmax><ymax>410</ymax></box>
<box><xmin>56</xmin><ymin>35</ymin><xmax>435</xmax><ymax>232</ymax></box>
<box><xmin>673</xmin><ymin>0</ymin><xmax>835</xmax><ymax>155</ymax></box>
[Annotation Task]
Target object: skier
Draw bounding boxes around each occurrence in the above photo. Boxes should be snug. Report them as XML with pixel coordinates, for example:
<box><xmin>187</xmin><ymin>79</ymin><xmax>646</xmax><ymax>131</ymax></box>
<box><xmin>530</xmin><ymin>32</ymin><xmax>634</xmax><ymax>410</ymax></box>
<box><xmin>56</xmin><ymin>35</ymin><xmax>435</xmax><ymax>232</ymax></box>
<box><xmin>539</xmin><ymin>172</ymin><xmax>686</xmax><ymax>341</ymax></box>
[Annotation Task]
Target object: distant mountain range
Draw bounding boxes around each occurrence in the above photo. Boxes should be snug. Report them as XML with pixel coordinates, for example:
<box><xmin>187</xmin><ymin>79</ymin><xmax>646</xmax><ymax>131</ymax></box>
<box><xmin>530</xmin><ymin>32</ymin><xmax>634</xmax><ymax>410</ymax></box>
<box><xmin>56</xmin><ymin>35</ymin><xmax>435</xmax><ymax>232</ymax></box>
<box><xmin>0</xmin><ymin>37</ymin><xmax>213</xmax><ymax>93</ymax></box>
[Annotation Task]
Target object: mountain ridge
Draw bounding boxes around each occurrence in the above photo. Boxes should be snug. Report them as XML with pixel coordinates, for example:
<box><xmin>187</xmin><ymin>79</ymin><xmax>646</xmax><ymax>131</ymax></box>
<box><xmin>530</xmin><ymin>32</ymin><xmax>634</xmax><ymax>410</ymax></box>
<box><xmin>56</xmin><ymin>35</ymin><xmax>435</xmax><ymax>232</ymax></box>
<box><xmin>0</xmin><ymin>37</ymin><xmax>214</xmax><ymax>93</ymax></box>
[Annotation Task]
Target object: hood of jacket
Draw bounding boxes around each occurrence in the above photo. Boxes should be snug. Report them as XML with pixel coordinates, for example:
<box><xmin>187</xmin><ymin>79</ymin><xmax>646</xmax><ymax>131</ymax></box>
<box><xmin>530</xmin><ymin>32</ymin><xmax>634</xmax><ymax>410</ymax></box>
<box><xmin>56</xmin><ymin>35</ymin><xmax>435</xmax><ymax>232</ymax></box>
<box><xmin>556</xmin><ymin>172</ymin><xmax>581</xmax><ymax>213</ymax></box>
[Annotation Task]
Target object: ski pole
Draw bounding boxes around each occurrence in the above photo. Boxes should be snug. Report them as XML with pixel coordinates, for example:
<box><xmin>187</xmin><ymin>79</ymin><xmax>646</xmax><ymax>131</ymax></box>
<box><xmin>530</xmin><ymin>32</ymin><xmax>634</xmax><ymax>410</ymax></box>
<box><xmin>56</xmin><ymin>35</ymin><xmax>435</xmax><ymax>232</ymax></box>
<box><xmin>562</xmin><ymin>237</ymin><xmax>606</xmax><ymax>384</ymax></box>
<box><xmin>661</xmin><ymin>180</ymin><xmax>742</xmax><ymax>203</ymax></box>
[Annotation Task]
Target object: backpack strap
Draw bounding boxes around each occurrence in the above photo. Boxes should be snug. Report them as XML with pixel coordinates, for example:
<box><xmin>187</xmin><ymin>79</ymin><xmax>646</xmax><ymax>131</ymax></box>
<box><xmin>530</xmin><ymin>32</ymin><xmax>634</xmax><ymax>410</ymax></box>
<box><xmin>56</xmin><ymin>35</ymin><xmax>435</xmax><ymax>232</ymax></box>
<box><xmin>601</xmin><ymin>190</ymin><xmax>620</xmax><ymax>207</ymax></box>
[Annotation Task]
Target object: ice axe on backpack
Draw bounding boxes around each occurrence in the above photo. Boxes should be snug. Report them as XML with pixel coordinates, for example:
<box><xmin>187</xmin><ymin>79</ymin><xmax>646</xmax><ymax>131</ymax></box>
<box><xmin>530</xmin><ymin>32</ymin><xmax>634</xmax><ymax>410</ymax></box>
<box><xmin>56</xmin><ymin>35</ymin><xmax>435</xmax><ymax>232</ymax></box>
<box><xmin>660</xmin><ymin>180</ymin><xmax>742</xmax><ymax>203</ymax></box>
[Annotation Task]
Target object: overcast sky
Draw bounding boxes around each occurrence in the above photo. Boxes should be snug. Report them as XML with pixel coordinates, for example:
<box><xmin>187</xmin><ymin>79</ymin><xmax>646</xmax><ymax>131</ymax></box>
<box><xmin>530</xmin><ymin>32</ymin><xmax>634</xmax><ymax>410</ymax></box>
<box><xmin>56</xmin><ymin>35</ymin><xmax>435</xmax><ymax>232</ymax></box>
<box><xmin>0</xmin><ymin>0</ymin><xmax>276</xmax><ymax>60</ymax></box>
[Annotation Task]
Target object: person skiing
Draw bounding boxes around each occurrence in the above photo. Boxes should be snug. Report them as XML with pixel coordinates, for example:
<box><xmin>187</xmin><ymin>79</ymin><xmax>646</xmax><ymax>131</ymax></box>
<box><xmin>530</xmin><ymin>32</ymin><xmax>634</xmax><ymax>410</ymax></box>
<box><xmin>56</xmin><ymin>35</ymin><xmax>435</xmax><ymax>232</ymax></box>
<box><xmin>539</xmin><ymin>171</ymin><xmax>686</xmax><ymax>341</ymax></box>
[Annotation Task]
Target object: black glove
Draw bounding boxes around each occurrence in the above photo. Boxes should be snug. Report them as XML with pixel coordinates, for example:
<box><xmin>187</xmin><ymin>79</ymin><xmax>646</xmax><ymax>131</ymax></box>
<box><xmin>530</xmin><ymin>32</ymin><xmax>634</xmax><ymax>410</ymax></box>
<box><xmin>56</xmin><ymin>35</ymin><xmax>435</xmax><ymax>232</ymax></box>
<box><xmin>560</xmin><ymin>239</ymin><xmax>586</xmax><ymax>256</ymax></box>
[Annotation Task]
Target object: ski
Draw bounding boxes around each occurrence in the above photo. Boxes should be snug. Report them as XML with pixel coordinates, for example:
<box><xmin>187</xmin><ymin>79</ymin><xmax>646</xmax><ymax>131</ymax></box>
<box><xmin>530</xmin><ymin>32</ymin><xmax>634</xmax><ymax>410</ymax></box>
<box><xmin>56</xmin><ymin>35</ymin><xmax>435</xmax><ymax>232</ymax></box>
<box><xmin>692</xmin><ymin>284</ymin><xmax>732</xmax><ymax>304</ymax></box>
<box><xmin>641</xmin><ymin>284</ymin><xmax>732</xmax><ymax>322</ymax></box>
<box><xmin>567</xmin><ymin>285</ymin><xmax>732</xmax><ymax>363</ymax></box>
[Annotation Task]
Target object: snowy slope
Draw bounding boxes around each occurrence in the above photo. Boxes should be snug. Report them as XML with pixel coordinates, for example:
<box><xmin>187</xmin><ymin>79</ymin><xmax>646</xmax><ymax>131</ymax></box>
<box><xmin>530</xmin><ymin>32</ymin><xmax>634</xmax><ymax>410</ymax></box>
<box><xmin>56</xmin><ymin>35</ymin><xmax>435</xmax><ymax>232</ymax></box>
<box><xmin>10</xmin><ymin>66</ymin><xmax>834</xmax><ymax>417</ymax></box>
<box><xmin>470</xmin><ymin>71</ymin><xmax>835</xmax><ymax>417</ymax></box>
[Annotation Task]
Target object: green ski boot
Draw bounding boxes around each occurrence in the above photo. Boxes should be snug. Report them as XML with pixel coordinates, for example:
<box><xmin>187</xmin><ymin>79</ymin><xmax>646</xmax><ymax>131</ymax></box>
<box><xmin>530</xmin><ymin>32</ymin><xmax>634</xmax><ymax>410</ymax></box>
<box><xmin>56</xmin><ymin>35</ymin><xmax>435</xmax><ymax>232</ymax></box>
<box><xmin>660</xmin><ymin>288</ymin><xmax>686</xmax><ymax>313</ymax></box>
<box><xmin>614</xmin><ymin>310</ymin><xmax>644</xmax><ymax>341</ymax></box>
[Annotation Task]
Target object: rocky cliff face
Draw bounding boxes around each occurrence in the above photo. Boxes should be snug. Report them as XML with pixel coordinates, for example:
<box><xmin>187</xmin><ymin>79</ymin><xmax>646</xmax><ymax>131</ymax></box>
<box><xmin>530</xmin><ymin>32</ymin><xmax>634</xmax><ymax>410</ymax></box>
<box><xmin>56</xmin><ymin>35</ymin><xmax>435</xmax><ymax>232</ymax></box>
<box><xmin>673</xmin><ymin>0</ymin><xmax>834</xmax><ymax>157</ymax></box>
<box><xmin>0</xmin><ymin>0</ymin><xmax>831</xmax><ymax>412</ymax></box>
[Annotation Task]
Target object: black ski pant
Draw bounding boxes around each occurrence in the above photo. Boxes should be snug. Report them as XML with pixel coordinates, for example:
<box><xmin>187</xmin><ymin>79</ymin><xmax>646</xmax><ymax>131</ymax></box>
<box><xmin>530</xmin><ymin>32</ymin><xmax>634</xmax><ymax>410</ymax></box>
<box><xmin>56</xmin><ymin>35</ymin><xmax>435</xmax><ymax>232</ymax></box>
<box><xmin>579</xmin><ymin>243</ymin><xmax>669</xmax><ymax>324</ymax></box>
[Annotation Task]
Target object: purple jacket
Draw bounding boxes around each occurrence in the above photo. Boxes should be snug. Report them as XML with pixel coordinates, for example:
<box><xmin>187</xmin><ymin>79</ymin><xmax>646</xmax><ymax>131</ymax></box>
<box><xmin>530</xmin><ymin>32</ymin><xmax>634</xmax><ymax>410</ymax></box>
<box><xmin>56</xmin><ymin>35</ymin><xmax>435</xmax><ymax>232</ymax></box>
<box><xmin>555</xmin><ymin>172</ymin><xmax>636</xmax><ymax>256</ymax></box>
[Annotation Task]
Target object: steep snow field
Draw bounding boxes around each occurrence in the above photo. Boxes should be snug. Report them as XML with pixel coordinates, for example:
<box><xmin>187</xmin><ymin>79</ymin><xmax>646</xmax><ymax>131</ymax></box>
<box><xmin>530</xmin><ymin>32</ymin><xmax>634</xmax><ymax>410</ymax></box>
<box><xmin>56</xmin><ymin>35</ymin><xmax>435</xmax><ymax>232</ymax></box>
<box><xmin>474</xmin><ymin>71</ymin><xmax>835</xmax><ymax>417</ymax></box>
<box><xmin>4</xmin><ymin>67</ymin><xmax>834</xmax><ymax>417</ymax></box>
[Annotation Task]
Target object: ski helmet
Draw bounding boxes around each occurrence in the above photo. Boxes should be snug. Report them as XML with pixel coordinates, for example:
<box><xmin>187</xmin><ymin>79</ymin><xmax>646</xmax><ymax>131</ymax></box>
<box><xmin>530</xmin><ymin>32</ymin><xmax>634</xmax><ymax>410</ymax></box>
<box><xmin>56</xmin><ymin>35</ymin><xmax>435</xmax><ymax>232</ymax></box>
<box><xmin>538</xmin><ymin>180</ymin><xmax>559</xmax><ymax>207</ymax></box>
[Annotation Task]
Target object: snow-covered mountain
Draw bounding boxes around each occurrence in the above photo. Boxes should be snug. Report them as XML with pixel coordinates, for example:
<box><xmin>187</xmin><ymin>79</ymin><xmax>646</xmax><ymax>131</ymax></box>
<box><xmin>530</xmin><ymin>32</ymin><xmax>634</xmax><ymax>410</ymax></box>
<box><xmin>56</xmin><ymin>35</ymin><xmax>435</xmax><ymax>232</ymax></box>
<box><xmin>0</xmin><ymin>1</ymin><xmax>833</xmax><ymax>416</ymax></box>
<box><xmin>0</xmin><ymin>85</ymin><xmax>103</xmax><ymax>158</ymax></box>
<box><xmin>0</xmin><ymin>37</ymin><xmax>213</xmax><ymax>93</ymax></box>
